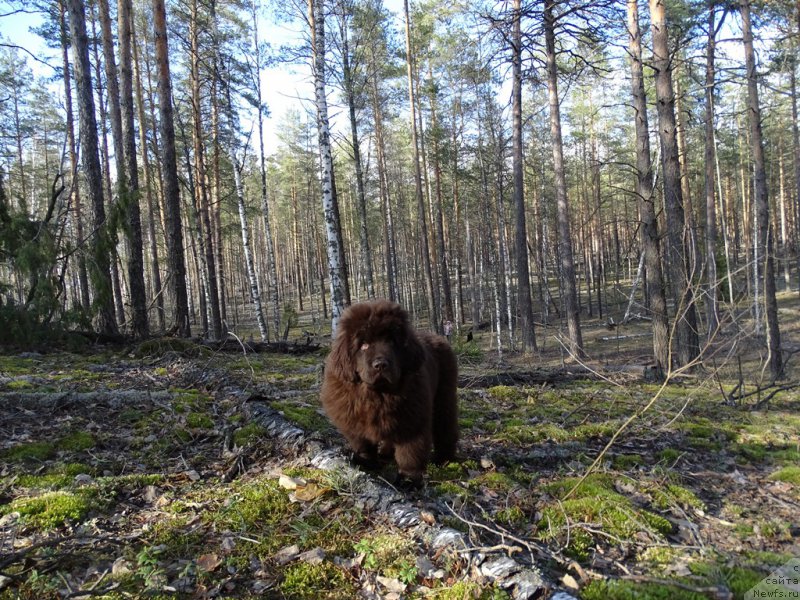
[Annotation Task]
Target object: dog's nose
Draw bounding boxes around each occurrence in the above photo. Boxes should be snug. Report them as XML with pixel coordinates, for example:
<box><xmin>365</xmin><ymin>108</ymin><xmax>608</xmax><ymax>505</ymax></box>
<box><xmin>372</xmin><ymin>357</ymin><xmax>389</xmax><ymax>371</ymax></box>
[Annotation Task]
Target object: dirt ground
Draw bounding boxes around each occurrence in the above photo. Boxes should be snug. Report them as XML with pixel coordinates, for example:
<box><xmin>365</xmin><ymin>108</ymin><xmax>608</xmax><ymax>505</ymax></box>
<box><xmin>1</xmin><ymin>293</ymin><xmax>799</xmax><ymax>599</ymax></box>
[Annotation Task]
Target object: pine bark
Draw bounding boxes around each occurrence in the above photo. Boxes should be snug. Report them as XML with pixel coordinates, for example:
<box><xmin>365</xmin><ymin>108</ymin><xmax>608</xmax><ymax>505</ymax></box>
<box><xmin>512</xmin><ymin>0</ymin><xmax>536</xmax><ymax>351</ymax></box>
<box><xmin>339</xmin><ymin>6</ymin><xmax>375</xmax><ymax>299</ymax></box>
<box><xmin>404</xmin><ymin>0</ymin><xmax>440</xmax><ymax>331</ymax></box>
<box><xmin>545</xmin><ymin>0</ymin><xmax>582</xmax><ymax>357</ymax></box>
<box><xmin>66</xmin><ymin>0</ymin><xmax>119</xmax><ymax>337</ymax></box>
<box><xmin>741</xmin><ymin>0</ymin><xmax>783</xmax><ymax>380</ymax></box>
<box><xmin>628</xmin><ymin>0</ymin><xmax>669</xmax><ymax>374</ymax></box>
<box><xmin>153</xmin><ymin>0</ymin><xmax>190</xmax><ymax>336</ymax></box>
<box><xmin>704</xmin><ymin>3</ymin><xmax>719</xmax><ymax>338</ymax></box>
<box><xmin>650</xmin><ymin>0</ymin><xmax>699</xmax><ymax>367</ymax></box>
<box><xmin>118</xmin><ymin>0</ymin><xmax>148</xmax><ymax>338</ymax></box>
<box><xmin>58</xmin><ymin>0</ymin><xmax>90</xmax><ymax>312</ymax></box>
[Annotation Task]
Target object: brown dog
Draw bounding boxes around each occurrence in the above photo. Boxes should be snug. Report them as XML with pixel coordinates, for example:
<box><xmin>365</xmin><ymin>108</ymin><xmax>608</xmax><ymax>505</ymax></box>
<box><xmin>320</xmin><ymin>300</ymin><xmax>458</xmax><ymax>483</ymax></box>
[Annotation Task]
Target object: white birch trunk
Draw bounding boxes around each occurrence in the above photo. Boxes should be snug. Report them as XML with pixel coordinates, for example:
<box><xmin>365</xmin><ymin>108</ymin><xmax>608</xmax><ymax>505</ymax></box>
<box><xmin>310</xmin><ymin>0</ymin><xmax>347</xmax><ymax>335</ymax></box>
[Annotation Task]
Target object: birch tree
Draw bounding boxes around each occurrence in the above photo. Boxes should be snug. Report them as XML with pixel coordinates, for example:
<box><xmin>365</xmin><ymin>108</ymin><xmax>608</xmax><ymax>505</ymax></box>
<box><xmin>309</xmin><ymin>0</ymin><xmax>350</xmax><ymax>334</ymax></box>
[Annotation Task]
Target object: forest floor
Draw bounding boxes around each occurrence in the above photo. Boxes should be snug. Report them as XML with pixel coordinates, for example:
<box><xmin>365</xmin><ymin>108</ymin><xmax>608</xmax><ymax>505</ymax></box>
<box><xmin>1</xmin><ymin>294</ymin><xmax>800</xmax><ymax>599</ymax></box>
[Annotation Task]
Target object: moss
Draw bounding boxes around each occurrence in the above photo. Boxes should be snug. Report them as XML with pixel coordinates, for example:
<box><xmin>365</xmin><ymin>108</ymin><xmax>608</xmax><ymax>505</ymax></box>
<box><xmin>233</xmin><ymin>423</ymin><xmax>265</xmax><ymax>446</ymax></box>
<box><xmin>657</xmin><ymin>448</ymin><xmax>682</xmax><ymax>464</ymax></box>
<box><xmin>279</xmin><ymin>561</ymin><xmax>354</xmax><ymax>599</ymax></box>
<box><xmin>468</xmin><ymin>471</ymin><xmax>518</xmax><ymax>493</ymax></box>
<box><xmin>612</xmin><ymin>454</ymin><xmax>643</xmax><ymax>470</ymax></box>
<box><xmin>1</xmin><ymin>441</ymin><xmax>55</xmax><ymax>462</ymax></box>
<box><xmin>687</xmin><ymin>563</ymin><xmax>766</xmax><ymax>597</ymax></box>
<box><xmin>353</xmin><ymin>531</ymin><xmax>416</xmax><ymax>578</ymax></box>
<box><xmin>496</xmin><ymin>422</ymin><xmax>570</xmax><ymax>445</ymax></box>
<box><xmin>769</xmin><ymin>465</ymin><xmax>800</xmax><ymax>485</ymax></box>
<box><xmin>58</xmin><ymin>431</ymin><xmax>95</xmax><ymax>451</ymax></box>
<box><xmin>649</xmin><ymin>483</ymin><xmax>705</xmax><ymax>511</ymax></box>
<box><xmin>273</xmin><ymin>401</ymin><xmax>330</xmax><ymax>432</ymax></box>
<box><xmin>487</xmin><ymin>385</ymin><xmax>523</xmax><ymax>401</ymax></box>
<box><xmin>638</xmin><ymin>546</ymin><xmax>680</xmax><ymax>568</ymax></box>
<box><xmin>6</xmin><ymin>378</ymin><xmax>34</xmax><ymax>390</ymax></box>
<box><xmin>185</xmin><ymin>412</ymin><xmax>214</xmax><ymax>429</ymax></box>
<box><xmin>573</xmin><ymin>421</ymin><xmax>618</xmax><ymax>440</ymax></box>
<box><xmin>495</xmin><ymin>505</ymin><xmax>527</xmax><ymax>528</ymax></box>
<box><xmin>16</xmin><ymin>463</ymin><xmax>94</xmax><ymax>489</ymax></box>
<box><xmin>2</xmin><ymin>490</ymin><xmax>93</xmax><ymax>529</ymax></box>
<box><xmin>538</xmin><ymin>474</ymin><xmax>672</xmax><ymax>560</ymax></box>
<box><xmin>210</xmin><ymin>479</ymin><xmax>294</xmax><ymax>540</ymax></box>
<box><xmin>582</xmin><ymin>579</ymin><xmax>707</xmax><ymax>600</ymax></box>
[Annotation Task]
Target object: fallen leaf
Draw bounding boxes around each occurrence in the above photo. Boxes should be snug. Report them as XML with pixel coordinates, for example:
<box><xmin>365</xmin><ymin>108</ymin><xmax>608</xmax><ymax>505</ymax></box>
<box><xmin>293</xmin><ymin>482</ymin><xmax>329</xmax><ymax>501</ymax></box>
<box><xmin>197</xmin><ymin>553</ymin><xmax>222</xmax><ymax>572</ymax></box>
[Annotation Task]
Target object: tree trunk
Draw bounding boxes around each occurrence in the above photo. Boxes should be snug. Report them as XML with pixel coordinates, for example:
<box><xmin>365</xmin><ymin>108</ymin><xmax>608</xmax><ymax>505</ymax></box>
<box><xmin>118</xmin><ymin>0</ymin><xmax>148</xmax><ymax>338</ymax></box>
<box><xmin>545</xmin><ymin>0</ymin><xmax>582</xmax><ymax>357</ymax></box>
<box><xmin>628</xmin><ymin>0</ymin><xmax>669</xmax><ymax>374</ymax></box>
<box><xmin>427</xmin><ymin>67</ymin><xmax>453</xmax><ymax>325</ymax></box>
<box><xmin>153</xmin><ymin>0</ymin><xmax>190</xmax><ymax>336</ymax></box>
<box><xmin>512</xmin><ymin>0</ymin><xmax>537</xmax><ymax>352</ymax></box>
<box><xmin>741</xmin><ymin>0</ymin><xmax>783</xmax><ymax>380</ymax></box>
<box><xmin>650</xmin><ymin>0</ymin><xmax>699</xmax><ymax>367</ymax></box>
<box><xmin>368</xmin><ymin>47</ymin><xmax>398</xmax><ymax>302</ymax></box>
<box><xmin>704</xmin><ymin>3</ymin><xmax>719</xmax><ymax>339</ymax></box>
<box><xmin>250</xmin><ymin>0</ymin><xmax>280</xmax><ymax>338</ymax></box>
<box><xmin>404</xmin><ymin>0</ymin><xmax>439</xmax><ymax>331</ymax></box>
<box><xmin>190</xmin><ymin>0</ymin><xmax>222</xmax><ymax>340</ymax></box>
<box><xmin>310</xmin><ymin>0</ymin><xmax>349</xmax><ymax>334</ymax></box>
<box><xmin>66</xmin><ymin>0</ymin><xmax>118</xmax><ymax>337</ymax></box>
<box><xmin>132</xmin><ymin>14</ymin><xmax>165</xmax><ymax>332</ymax></box>
<box><xmin>59</xmin><ymin>0</ymin><xmax>90</xmax><ymax>312</ymax></box>
<box><xmin>339</xmin><ymin>4</ymin><xmax>375</xmax><ymax>300</ymax></box>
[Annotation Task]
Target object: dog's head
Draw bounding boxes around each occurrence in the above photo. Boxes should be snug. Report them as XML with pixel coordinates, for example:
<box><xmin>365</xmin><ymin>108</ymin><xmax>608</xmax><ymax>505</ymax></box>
<box><xmin>327</xmin><ymin>300</ymin><xmax>424</xmax><ymax>391</ymax></box>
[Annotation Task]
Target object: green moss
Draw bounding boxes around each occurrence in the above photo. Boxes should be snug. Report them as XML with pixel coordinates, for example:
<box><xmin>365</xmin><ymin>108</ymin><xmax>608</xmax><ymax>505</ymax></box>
<box><xmin>496</xmin><ymin>422</ymin><xmax>570</xmax><ymax>445</ymax></box>
<box><xmin>59</xmin><ymin>431</ymin><xmax>95</xmax><ymax>451</ymax></box>
<box><xmin>573</xmin><ymin>421</ymin><xmax>618</xmax><ymax>440</ymax></box>
<box><xmin>273</xmin><ymin>401</ymin><xmax>330</xmax><ymax>432</ymax></box>
<box><xmin>353</xmin><ymin>532</ymin><xmax>416</xmax><ymax>578</ymax></box>
<box><xmin>233</xmin><ymin>423</ymin><xmax>265</xmax><ymax>446</ymax></box>
<box><xmin>185</xmin><ymin>412</ymin><xmax>214</xmax><ymax>429</ymax></box>
<box><xmin>538</xmin><ymin>474</ymin><xmax>672</xmax><ymax>560</ymax></box>
<box><xmin>649</xmin><ymin>483</ymin><xmax>705</xmax><ymax>511</ymax></box>
<box><xmin>3</xmin><ymin>490</ymin><xmax>92</xmax><ymax>529</ymax></box>
<box><xmin>495</xmin><ymin>505</ymin><xmax>527</xmax><ymax>528</ymax></box>
<box><xmin>6</xmin><ymin>378</ymin><xmax>34</xmax><ymax>390</ymax></box>
<box><xmin>16</xmin><ymin>463</ymin><xmax>94</xmax><ymax>489</ymax></box>
<box><xmin>657</xmin><ymin>448</ymin><xmax>682</xmax><ymax>463</ymax></box>
<box><xmin>487</xmin><ymin>385</ymin><xmax>523</xmax><ymax>401</ymax></box>
<box><xmin>687</xmin><ymin>563</ymin><xmax>766</xmax><ymax>596</ymax></box>
<box><xmin>582</xmin><ymin>579</ymin><xmax>706</xmax><ymax>600</ymax></box>
<box><xmin>769</xmin><ymin>465</ymin><xmax>800</xmax><ymax>485</ymax></box>
<box><xmin>1</xmin><ymin>441</ymin><xmax>55</xmax><ymax>462</ymax></box>
<box><xmin>210</xmin><ymin>479</ymin><xmax>294</xmax><ymax>538</ymax></box>
<box><xmin>279</xmin><ymin>561</ymin><xmax>355</xmax><ymax>599</ymax></box>
<box><xmin>468</xmin><ymin>471</ymin><xmax>518</xmax><ymax>493</ymax></box>
<box><xmin>612</xmin><ymin>454</ymin><xmax>643</xmax><ymax>470</ymax></box>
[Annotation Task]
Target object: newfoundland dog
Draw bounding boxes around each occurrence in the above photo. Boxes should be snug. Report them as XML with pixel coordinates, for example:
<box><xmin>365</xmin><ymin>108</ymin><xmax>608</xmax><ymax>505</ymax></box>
<box><xmin>320</xmin><ymin>300</ymin><xmax>458</xmax><ymax>483</ymax></box>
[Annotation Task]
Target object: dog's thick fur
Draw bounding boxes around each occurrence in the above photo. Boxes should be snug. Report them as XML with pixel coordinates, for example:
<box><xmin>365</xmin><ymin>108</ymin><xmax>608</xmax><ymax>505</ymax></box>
<box><xmin>320</xmin><ymin>300</ymin><xmax>458</xmax><ymax>482</ymax></box>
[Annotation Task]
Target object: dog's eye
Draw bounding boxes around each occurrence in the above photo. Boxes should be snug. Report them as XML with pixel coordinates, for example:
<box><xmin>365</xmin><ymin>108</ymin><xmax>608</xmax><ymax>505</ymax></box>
<box><xmin>360</xmin><ymin>343</ymin><xmax>370</xmax><ymax>351</ymax></box>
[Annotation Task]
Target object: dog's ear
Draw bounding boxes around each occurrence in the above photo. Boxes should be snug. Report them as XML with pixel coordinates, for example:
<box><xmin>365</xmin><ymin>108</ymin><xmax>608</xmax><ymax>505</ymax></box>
<box><xmin>328</xmin><ymin>334</ymin><xmax>360</xmax><ymax>383</ymax></box>
<box><xmin>328</xmin><ymin>308</ymin><xmax>362</xmax><ymax>383</ymax></box>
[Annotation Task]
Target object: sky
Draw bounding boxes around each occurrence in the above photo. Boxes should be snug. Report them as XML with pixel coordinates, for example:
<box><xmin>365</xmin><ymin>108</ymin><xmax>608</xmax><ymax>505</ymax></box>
<box><xmin>0</xmin><ymin>0</ymin><xmax>322</xmax><ymax>157</ymax></box>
